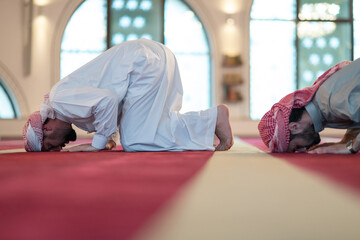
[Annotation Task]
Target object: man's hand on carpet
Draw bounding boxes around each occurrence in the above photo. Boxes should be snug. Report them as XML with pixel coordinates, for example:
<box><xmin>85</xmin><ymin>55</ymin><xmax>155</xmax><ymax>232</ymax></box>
<box><xmin>308</xmin><ymin>143</ymin><xmax>350</xmax><ymax>154</ymax></box>
<box><xmin>105</xmin><ymin>140</ymin><xmax>116</xmax><ymax>150</ymax></box>
<box><xmin>308</xmin><ymin>142</ymin><xmax>337</xmax><ymax>150</ymax></box>
<box><xmin>62</xmin><ymin>144</ymin><xmax>101</xmax><ymax>152</ymax></box>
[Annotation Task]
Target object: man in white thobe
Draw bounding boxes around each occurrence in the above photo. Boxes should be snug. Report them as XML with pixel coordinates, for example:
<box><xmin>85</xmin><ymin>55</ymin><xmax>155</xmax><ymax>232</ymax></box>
<box><xmin>23</xmin><ymin>39</ymin><xmax>233</xmax><ymax>152</ymax></box>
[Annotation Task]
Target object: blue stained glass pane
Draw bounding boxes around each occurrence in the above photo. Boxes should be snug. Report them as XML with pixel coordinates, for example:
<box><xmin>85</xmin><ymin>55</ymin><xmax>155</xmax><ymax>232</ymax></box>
<box><xmin>323</xmin><ymin>54</ymin><xmax>334</xmax><ymax>65</ymax></box>
<box><xmin>316</xmin><ymin>37</ymin><xmax>326</xmax><ymax>48</ymax></box>
<box><xmin>299</xmin><ymin>0</ymin><xmax>350</xmax><ymax>20</ymax></box>
<box><xmin>309</xmin><ymin>53</ymin><xmax>320</xmax><ymax>65</ymax></box>
<box><xmin>303</xmin><ymin>70</ymin><xmax>314</xmax><ymax>82</ymax></box>
<box><xmin>119</xmin><ymin>16</ymin><xmax>132</xmax><ymax>28</ymax></box>
<box><xmin>140</xmin><ymin>0</ymin><xmax>152</xmax><ymax>10</ymax></box>
<box><xmin>329</xmin><ymin>37</ymin><xmax>340</xmax><ymax>48</ymax></box>
<box><xmin>302</xmin><ymin>38</ymin><xmax>313</xmax><ymax>48</ymax></box>
<box><xmin>133</xmin><ymin>16</ymin><xmax>145</xmax><ymax>28</ymax></box>
<box><xmin>126</xmin><ymin>0</ymin><xmax>138</xmax><ymax>10</ymax></box>
<box><xmin>112</xmin><ymin>0</ymin><xmax>124</xmax><ymax>9</ymax></box>
<box><xmin>126</xmin><ymin>33</ymin><xmax>138</xmax><ymax>41</ymax></box>
<box><xmin>112</xmin><ymin>33</ymin><xmax>125</xmax><ymax>45</ymax></box>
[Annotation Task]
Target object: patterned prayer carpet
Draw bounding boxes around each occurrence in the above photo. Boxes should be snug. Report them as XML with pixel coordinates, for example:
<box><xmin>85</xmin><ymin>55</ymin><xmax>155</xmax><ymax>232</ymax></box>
<box><xmin>1</xmin><ymin>138</ymin><xmax>360</xmax><ymax>240</ymax></box>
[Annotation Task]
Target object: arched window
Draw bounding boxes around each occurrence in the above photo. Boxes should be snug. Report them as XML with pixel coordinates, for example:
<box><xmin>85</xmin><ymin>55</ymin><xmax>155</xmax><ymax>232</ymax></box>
<box><xmin>61</xmin><ymin>0</ymin><xmax>211</xmax><ymax>112</ymax></box>
<box><xmin>0</xmin><ymin>79</ymin><xmax>18</xmax><ymax>119</ymax></box>
<box><xmin>250</xmin><ymin>0</ymin><xmax>360</xmax><ymax>120</ymax></box>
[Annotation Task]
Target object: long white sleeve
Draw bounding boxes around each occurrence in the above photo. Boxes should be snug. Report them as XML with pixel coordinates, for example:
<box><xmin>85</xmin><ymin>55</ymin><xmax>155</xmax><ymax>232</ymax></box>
<box><xmin>50</xmin><ymin>86</ymin><xmax>119</xmax><ymax>149</ymax></box>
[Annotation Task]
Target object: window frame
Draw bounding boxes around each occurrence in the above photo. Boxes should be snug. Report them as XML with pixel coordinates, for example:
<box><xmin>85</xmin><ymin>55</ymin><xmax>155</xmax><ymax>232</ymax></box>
<box><xmin>60</xmin><ymin>0</ymin><xmax>213</xmax><ymax>111</ymax></box>
<box><xmin>250</xmin><ymin>0</ymin><xmax>356</xmax><ymax>120</ymax></box>
<box><xmin>295</xmin><ymin>0</ymin><xmax>354</xmax><ymax>89</ymax></box>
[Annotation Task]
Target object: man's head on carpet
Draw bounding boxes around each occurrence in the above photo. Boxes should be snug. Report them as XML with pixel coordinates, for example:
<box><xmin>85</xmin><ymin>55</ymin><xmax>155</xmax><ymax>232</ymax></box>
<box><xmin>287</xmin><ymin>107</ymin><xmax>321</xmax><ymax>152</ymax></box>
<box><xmin>23</xmin><ymin>111</ymin><xmax>76</xmax><ymax>152</ymax></box>
<box><xmin>258</xmin><ymin>60</ymin><xmax>350</xmax><ymax>153</ymax></box>
<box><xmin>41</xmin><ymin>118</ymin><xmax>77</xmax><ymax>151</ymax></box>
<box><xmin>258</xmin><ymin>105</ymin><xmax>321</xmax><ymax>153</ymax></box>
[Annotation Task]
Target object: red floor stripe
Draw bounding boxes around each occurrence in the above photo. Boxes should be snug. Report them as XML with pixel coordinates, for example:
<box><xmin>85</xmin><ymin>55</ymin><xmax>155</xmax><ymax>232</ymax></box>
<box><xmin>0</xmin><ymin>148</ymin><xmax>213</xmax><ymax>239</ymax></box>
<box><xmin>0</xmin><ymin>139</ymin><xmax>24</xmax><ymax>150</ymax></box>
<box><xmin>243</xmin><ymin>138</ymin><xmax>360</xmax><ymax>197</ymax></box>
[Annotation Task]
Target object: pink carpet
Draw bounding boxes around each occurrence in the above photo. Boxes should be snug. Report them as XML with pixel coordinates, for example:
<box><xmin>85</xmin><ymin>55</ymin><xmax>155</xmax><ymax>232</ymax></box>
<box><xmin>0</xmin><ymin>139</ymin><xmax>213</xmax><ymax>240</ymax></box>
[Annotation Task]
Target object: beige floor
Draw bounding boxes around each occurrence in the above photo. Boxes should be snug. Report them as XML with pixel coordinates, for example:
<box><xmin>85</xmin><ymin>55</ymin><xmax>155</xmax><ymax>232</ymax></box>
<box><xmin>133</xmin><ymin>138</ymin><xmax>360</xmax><ymax>240</ymax></box>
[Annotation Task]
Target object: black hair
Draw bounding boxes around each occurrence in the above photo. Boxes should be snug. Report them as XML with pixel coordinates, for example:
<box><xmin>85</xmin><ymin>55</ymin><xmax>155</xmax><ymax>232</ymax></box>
<box><xmin>289</xmin><ymin>107</ymin><xmax>306</xmax><ymax>123</ymax></box>
<box><xmin>289</xmin><ymin>107</ymin><xmax>321</xmax><ymax>149</ymax></box>
<box><xmin>64</xmin><ymin>127</ymin><xmax>77</xmax><ymax>142</ymax></box>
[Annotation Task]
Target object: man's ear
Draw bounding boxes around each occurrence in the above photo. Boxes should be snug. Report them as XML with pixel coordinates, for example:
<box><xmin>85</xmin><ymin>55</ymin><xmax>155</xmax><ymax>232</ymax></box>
<box><xmin>289</xmin><ymin>122</ymin><xmax>302</xmax><ymax>134</ymax></box>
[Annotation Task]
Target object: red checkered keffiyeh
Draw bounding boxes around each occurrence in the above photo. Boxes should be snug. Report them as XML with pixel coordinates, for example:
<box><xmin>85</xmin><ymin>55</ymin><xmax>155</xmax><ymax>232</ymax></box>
<box><xmin>258</xmin><ymin>61</ymin><xmax>351</xmax><ymax>153</ymax></box>
<box><xmin>23</xmin><ymin>94</ymin><xmax>55</xmax><ymax>152</ymax></box>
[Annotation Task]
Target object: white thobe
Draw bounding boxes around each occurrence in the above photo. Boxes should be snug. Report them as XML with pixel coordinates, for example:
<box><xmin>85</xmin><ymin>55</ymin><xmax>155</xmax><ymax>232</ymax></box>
<box><xmin>47</xmin><ymin>39</ymin><xmax>217</xmax><ymax>151</ymax></box>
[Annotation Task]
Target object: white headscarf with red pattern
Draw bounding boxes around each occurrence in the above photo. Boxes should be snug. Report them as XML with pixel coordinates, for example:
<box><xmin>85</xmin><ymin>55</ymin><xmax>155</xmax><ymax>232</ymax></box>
<box><xmin>23</xmin><ymin>94</ymin><xmax>55</xmax><ymax>152</ymax></box>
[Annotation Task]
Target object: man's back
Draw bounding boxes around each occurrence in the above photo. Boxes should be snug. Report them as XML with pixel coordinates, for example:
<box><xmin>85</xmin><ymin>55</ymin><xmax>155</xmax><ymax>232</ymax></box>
<box><xmin>306</xmin><ymin>58</ymin><xmax>360</xmax><ymax>131</ymax></box>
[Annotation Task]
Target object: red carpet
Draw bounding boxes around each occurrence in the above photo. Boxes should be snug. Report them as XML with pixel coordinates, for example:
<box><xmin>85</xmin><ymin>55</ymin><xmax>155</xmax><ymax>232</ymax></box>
<box><xmin>0</xmin><ymin>140</ymin><xmax>213</xmax><ymax>240</ymax></box>
<box><xmin>0</xmin><ymin>139</ymin><xmax>24</xmax><ymax>150</ymax></box>
<box><xmin>244</xmin><ymin>138</ymin><xmax>360</xmax><ymax>196</ymax></box>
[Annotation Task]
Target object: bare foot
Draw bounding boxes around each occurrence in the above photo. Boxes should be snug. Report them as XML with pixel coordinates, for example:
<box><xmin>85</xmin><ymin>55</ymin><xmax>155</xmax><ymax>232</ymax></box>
<box><xmin>215</xmin><ymin>104</ymin><xmax>233</xmax><ymax>151</ymax></box>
